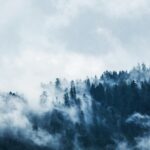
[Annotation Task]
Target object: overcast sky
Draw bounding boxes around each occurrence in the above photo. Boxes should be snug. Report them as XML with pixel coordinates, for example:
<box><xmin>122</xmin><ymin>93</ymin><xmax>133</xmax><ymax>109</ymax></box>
<box><xmin>0</xmin><ymin>0</ymin><xmax>150</xmax><ymax>99</ymax></box>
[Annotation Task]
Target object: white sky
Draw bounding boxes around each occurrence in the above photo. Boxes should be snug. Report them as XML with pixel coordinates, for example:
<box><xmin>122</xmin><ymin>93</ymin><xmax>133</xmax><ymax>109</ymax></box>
<box><xmin>0</xmin><ymin>0</ymin><xmax>150</xmax><ymax>100</ymax></box>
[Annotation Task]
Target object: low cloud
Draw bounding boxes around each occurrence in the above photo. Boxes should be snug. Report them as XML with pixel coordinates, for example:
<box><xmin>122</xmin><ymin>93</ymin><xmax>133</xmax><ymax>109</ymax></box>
<box><xmin>0</xmin><ymin>0</ymin><xmax>150</xmax><ymax>96</ymax></box>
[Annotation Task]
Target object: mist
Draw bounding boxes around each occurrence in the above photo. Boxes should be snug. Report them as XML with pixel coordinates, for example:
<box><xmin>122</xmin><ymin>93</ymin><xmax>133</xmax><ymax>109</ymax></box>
<box><xmin>0</xmin><ymin>0</ymin><xmax>150</xmax><ymax>149</ymax></box>
<box><xmin>0</xmin><ymin>65</ymin><xmax>149</xmax><ymax>149</ymax></box>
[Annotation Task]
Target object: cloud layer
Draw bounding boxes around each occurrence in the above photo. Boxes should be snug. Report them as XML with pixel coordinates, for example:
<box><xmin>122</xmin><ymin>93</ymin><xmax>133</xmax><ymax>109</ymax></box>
<box><xmin>0</xmin><ymin>0</ymin><xmax>150</xmax><ymax>98</ymax></box>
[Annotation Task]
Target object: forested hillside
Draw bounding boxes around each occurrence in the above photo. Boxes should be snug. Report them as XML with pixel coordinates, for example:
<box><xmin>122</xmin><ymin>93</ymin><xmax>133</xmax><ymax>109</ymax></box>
<box><xmin>0</xmin><ymin>64</ymin><xmax>150</xmax><ymax>150</ymax></box>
